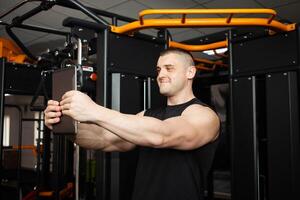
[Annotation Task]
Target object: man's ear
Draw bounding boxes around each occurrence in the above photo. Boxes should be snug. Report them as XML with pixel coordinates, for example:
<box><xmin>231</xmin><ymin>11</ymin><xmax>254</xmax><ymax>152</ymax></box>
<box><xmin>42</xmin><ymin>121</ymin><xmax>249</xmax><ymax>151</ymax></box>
<box><xmin>187</xmin><ymin>66</ymin><xmax>197</xmax><ymax>79</ymax></box>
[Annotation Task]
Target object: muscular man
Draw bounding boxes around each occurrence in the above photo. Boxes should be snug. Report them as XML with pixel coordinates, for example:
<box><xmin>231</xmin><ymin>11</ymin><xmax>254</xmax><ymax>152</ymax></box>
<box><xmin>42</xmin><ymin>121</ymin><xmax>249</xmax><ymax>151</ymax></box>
<box><xmin>44</xmin><ymin>48</ymin><xmax>220</xmax><ymax>200</ymax></box>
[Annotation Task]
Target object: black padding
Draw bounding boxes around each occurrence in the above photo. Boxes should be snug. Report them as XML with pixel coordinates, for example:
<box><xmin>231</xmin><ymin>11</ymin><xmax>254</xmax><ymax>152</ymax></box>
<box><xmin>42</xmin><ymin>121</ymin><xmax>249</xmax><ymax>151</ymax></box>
<box><xmin>62</xmin><ymin>17</ymin><xmax>108</xmax><ymax>31</ymax></box>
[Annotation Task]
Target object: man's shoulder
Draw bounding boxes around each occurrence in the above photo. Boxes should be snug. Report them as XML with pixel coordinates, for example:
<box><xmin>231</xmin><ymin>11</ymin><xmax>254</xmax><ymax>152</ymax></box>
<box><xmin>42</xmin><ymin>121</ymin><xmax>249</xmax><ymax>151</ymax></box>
<box><xmin>182</xmin><ymin>103</ymin><xmax>218</xmax><ymax>122</ymax></box>
<box><xmin>184</xmin><ymin>103</ymin><xmax>212</xmax><ymax>113</ymax></box>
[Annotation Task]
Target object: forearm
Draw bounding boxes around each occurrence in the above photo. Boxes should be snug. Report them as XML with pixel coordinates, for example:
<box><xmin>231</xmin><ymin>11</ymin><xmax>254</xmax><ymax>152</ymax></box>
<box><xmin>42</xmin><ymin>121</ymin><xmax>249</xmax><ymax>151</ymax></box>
<box><xmin>76</xmin><ymin>123</ymin><xmax>135</xmax><ymax>152</ymax></box>
<box><xmin>101</xmin><ymin>128</ymin><xmax>136</xmax><ymax>152</ymax></box>
<box><xmin>93</xmin><ymin>106</ymin><xmax>170</xmax><ymax>147</ymax></box>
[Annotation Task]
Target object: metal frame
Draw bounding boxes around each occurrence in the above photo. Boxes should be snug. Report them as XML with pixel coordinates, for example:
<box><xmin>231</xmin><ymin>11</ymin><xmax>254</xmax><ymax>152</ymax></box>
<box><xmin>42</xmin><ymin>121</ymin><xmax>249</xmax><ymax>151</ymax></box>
<box><xmin>0</xmin><ymin>0</ymin><xmax>144</xmax><ymax>62</ymax></box>
<box><xmin>230</xmin><ymin>75</ymin><xmax>259</xmax><ymax>200</ymax></box>
<box><xmin>229</xmin><ymin>26</ymin><xmax>300</xmax><ymax>200</ymax></box>
<box><xmin>265</xmin><ymin>72</ymin><xmax>300</xmax><ymax>200</ymax></box>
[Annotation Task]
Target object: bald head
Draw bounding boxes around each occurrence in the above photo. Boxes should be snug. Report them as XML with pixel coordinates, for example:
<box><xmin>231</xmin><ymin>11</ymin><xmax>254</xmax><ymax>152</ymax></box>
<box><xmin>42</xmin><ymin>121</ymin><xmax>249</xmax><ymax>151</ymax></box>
<box><xmin>159</xmin><ymin>48</ymin><xmax>195</xmax><ymax>67</ymax></box>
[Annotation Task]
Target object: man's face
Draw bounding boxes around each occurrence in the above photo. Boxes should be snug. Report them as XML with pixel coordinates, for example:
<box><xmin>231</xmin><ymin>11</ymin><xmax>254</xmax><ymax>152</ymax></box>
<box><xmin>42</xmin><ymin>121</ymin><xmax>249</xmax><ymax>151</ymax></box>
<box><xmin>156</xmin><ymin>53</ymin><xmax>189</xmax><ymax>96</ymax></box>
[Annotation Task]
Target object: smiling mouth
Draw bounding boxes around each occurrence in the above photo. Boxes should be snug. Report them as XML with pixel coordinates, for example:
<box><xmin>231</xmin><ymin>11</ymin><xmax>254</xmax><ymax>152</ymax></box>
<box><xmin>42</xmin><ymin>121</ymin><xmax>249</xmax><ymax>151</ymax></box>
<box><xmin>158</xmin><ymin>78</ymin><xmax>170</xmax><ymax>83</ymax></box>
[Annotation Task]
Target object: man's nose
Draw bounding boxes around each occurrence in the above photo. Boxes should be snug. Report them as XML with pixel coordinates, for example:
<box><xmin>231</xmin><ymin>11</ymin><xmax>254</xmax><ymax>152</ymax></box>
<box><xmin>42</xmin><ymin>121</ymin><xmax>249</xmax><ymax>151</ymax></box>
<box><xmin>157</xmin><ymin>68</ymin><xmax>166</xmax><ymax>78</ymax></box>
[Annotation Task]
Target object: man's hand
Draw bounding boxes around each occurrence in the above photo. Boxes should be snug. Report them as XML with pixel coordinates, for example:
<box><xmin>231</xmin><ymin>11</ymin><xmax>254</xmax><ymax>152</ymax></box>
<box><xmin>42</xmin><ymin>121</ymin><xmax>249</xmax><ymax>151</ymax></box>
<box><xmin>44</xmin><ymin>100</ymin><xmax>62</xmax><ymax>130</ymax></box>
<box><xmin>60</xmin><ymin>90</ymin><xmax>98</xmax><ymax>122</ymax></box>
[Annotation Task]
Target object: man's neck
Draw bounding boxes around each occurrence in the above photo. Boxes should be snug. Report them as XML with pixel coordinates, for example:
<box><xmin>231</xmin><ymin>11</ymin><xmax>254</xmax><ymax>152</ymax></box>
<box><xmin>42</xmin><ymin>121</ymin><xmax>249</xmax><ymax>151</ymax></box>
<box><xmin>167</xmin><ymin>90</ymin><xmax>195</xmax><ymax>106</ymax></box>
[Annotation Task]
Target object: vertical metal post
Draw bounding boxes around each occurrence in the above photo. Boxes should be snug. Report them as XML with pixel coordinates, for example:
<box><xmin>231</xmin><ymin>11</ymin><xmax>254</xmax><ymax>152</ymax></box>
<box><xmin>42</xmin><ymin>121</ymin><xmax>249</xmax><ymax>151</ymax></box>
<box><xmin>77</xmin><ymin>38</ymin><xmax>82</xmax><ymax>65</ymax></box>
<box><xmin>16</xmin><ymin>106</ymin><xmax>22</xmax><ymax>200</ymax></box>
<box><xmin>143</xmin><ymin>79</ymin><xmax>147</xmax><ymax>110</ymax></box>
<box><xmin>0</xmin><ymin>58</ymin><xmax>5</xmax><ymax>173</ymax></box>
<box><xmin>75</xmin><ymin>38</ymin><xmax>82</xmax><ymax>200</ymax></box>
<box><xmin>147</xmin><ymin>78</ymin><xmax>151</xmax><ymax>109</ymax></box>
<box><xmin>112</xmin><ymin>16</ymin><xmax>118</xmax><ymax>26</ymax></box>
<box><xmin>96</xmin><ymin>28</ymin><xmax>109</xmax><ymax>200</ymax></box>
<box><xmin>111</xmin><ymin>73</ymin><xmax>121</xmax><ymax>200</ymax></box>
<box><xmin>53</xmin><ymin>136</ymin><xmax>59</xmax><ymax>199</ymax></box>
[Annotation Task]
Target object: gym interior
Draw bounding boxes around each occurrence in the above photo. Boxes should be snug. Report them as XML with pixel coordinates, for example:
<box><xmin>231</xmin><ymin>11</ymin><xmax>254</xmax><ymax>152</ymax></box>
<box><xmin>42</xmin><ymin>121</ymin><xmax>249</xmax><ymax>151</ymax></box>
<box><xmin>0</xmin><ymin>0</ymin><xmax>300</xmax><ymax>200</ymax></box>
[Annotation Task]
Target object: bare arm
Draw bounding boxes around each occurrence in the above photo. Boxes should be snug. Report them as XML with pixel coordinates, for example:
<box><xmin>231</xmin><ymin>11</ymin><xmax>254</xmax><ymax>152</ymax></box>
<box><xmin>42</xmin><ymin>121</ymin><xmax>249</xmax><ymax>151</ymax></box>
<box><xmin>60</xmin><ymin>91</ymin><xmax>220</xmax><ymax>150</ymax></box>
<box><xmin>76</xmin><ymin>123</ymin><xmax>136</xmax><ymax>152</ymax></box>
<box><xmin>75</xmin><ymin>111</ymin><xmax>145</xmax><ymax>152</ymax></box>
<box><xmin>45</xmin><ymin>99</ymin><xmax>142</xmax><ymax>152</ymax></box>
<box><xmin>92</xmin><ymin>104</ymin><xmax>220</xmax><ymax>150</ymax></box>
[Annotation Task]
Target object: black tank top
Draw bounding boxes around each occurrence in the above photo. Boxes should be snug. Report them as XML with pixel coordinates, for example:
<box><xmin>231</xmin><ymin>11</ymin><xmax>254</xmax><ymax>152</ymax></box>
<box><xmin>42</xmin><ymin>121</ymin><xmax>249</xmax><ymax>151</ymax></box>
<box><xmin>132</xmin><ymin>98</ymin><xmax>219</xmax><ymax>200</ymax></box>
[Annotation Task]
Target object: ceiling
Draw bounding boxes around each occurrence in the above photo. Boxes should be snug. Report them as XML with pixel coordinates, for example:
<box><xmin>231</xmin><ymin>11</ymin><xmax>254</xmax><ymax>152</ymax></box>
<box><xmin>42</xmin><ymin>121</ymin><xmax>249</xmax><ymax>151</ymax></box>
<box><xmin>0</xmin><ymin>0</ymin><xmax>300</xmax><ymax>55</ymax></box>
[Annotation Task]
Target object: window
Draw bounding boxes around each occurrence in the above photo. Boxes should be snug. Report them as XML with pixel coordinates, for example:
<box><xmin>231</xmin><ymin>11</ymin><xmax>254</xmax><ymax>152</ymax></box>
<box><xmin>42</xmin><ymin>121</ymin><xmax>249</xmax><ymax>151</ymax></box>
<box><xmin>3</xmin><ymin>115</ymin><xmax>10</xmax><ymax>146</ymax></box>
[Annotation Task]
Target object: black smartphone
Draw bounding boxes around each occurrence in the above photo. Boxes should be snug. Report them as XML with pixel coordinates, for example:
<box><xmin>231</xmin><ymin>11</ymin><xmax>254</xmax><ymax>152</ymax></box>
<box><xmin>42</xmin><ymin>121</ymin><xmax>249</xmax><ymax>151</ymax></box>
<box><xmin>52</xmin><ymin>67</ymin><xmax>77</xmax><ymax>134</ymax></box>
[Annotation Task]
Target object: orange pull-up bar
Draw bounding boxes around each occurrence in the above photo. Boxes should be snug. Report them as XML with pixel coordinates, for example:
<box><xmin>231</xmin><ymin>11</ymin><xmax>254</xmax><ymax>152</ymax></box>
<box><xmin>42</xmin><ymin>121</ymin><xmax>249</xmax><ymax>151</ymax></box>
<box><xmin>139</xmin><ymin>9</ymin><xmax>277</xmax><ymax>25</ymax></box>
<box><xmin>110</xmin><ymin>9</ymin><xmax>296</xmax><ymax>34</ymax></box>
<box><xmin>169</xmin><ymin>40</ymin><xmax>228</xmax><ymax>51</ymax></box>
<box><xmin>194</xmin><ymin>58</ymin><xmax>228</xmax><ymax>71</ymax></box>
